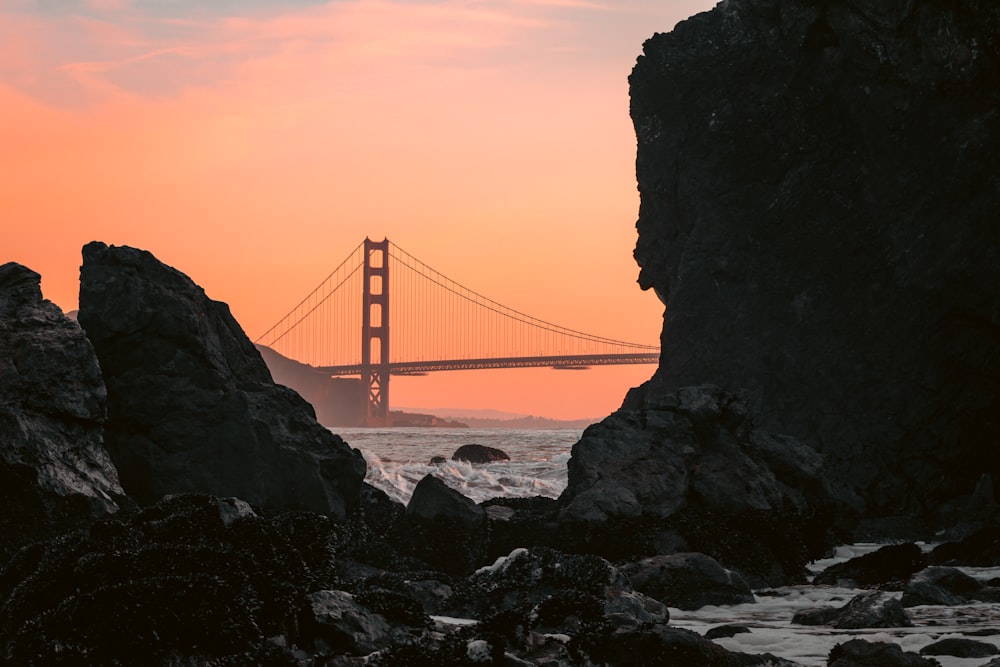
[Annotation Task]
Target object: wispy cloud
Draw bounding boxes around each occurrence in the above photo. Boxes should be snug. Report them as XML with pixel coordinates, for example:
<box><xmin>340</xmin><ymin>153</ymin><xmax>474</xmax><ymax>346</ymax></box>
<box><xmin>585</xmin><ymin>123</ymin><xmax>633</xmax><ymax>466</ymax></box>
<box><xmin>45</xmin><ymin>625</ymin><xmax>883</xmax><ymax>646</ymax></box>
<box><xmin>1</xmin><ymin>0</ymin><xmax>567</xmax><ymax>108</ymax></box>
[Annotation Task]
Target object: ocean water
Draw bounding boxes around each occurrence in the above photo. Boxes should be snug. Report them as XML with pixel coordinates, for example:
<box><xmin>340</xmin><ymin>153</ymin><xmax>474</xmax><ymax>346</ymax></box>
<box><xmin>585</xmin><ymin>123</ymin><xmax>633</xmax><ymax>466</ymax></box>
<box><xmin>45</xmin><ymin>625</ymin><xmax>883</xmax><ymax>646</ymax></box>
<box><xmin>337</xmin><ymin>429</ymin><xmax>1000</xmax><ymax>665</ymax></box>
<box><xmin>669</xmin><ymin>544</ymin><xmax>1000</xmax><ymax>666</ymax></box>
<box><xmin>334</xmin><ymin>426</ymin><xmax>580</xmax><ymax>505</ymax></box>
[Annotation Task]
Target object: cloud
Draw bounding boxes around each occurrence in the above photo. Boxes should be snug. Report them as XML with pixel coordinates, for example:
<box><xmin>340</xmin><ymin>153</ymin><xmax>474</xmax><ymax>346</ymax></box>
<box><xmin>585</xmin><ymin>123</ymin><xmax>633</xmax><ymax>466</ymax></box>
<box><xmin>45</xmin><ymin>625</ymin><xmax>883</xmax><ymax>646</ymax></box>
<box><xmin>1</xmin><ymin>0</ymin><xmax>697</xmax><ymax>110</ymax></box>
<box><xmin>1</xmin><ymin>1</ymin><xmax>559</xmax><ymax>108</ymax></box>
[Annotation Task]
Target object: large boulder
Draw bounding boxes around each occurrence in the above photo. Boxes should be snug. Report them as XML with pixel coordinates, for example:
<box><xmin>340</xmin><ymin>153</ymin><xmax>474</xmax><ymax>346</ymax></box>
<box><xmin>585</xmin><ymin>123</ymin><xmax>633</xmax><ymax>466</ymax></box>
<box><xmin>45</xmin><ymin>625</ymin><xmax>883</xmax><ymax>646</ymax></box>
<box><xmin>558</xmin><ymin>384</ymin><xmax>835</xmax><ymax>583</ymax></box>
<box><xmin>77</xmin><ymin>242</ymin><xmax>366</xmax><ymax>518</ymax></box>
<box><xmin>792</xmin><ymin>591</ymin><xmax>912</xmax><ymax>629</ymax></box>
<box><xmin>901</xmin><ymin>566</ymin><xmax>1000</xmax><ymax>607</ymax></box>
<box><xmin>300</xmin><ymin>589</ymin><xmax>422</xmax><ymax>658</ymax></box>
<box><xmin>390</xmin><ymin>474</ymin><xmax>488</xmax><ymax>575</ymax></box>
<box><xmin>920</xmin><ymin>638</ymin><xmax>999</xmax><ymax>659</ymax></box>
<box><xmin>452</xmin><ymin>444</ymin><xmax>510</xmax><ymax>463</ymax></box>
<box><xmin>622</xmin><ymin>552</ymin><xmax>755</xmax><ymax>611</ymax></box>
<box><xmin>628</xmin><ymin>0</ymin><xmax>1000</xmax><ymax>532</ymax></box>
<box><xmin>0</xmin><ymin>262</ymin><xmax>123</xmax><ymax>564</ymax></box>
<box><xmin>828</xmin><ymin>639</ymin><xmax>941</xmax><ymax>667</ymax></box>
<box><xmin>929</xmin><ymin>525</ymin><xmax>1000</xmax><ymax>566</ymax></box>
<box><xmin>813</xmin><ymin>543</ymin><xmax>926</xmax><ymax>588</ymax></box>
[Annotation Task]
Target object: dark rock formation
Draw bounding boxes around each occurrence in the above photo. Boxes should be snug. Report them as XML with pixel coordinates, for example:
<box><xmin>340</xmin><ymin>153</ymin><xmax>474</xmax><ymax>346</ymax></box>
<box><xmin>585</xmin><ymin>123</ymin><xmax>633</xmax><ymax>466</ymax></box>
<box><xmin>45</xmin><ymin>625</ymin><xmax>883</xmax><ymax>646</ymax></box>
<box><xmin>813</xmin><ymin>542</ymin><xmax>926</xmax><ymax>588</ymax></box>
<box><xmin>480</xmin><ymin>495</ymin><xmax>563</xmax><ymax>563</ymax></box>
<box><xmin>78</xmin><ymin>242</ymin><xmax>366</xmax><ymax>518</ymax></box>
<box><xmin>901</xmin><ymin>566</ymin><xmax>1000</xmax><ymax>606</ymax></box>
<box><xmin>793</xmin><ymin>591</ymin><xmax>911</xmax><ymax>629</ymax></box>
<box><xmin>919</xmin><ymin>637</ymin><xmax>998</xmax><ymax>659</ymax></box>
<box><xmin>300</xmin><ymin>589</ymin><xmax>422</xmax><ymax>658</ymax></box>
<box><xmin>628</xmin><ymin>0</ymin><xmax>1000</xmax><ymax>532</ymax></box>
<box><xmin>623</xmin><ymin>552</ymin><xmax>755</xmax><ymax>610</ymax></box>
<box><xmin>452</xmin><ymin>443</ymin><xmax>510</xmax><ymax>463</ymax></box>
<box><xmin>390</xmin><ymin>474</ymin><xmax>487</xmax><ymax>575</ymax></box>
<box><xmin>571</xmin><ymin>624</ymin><xmax>800</xmax><ymax>667</ymax></box>
<box><xmin>828</xmin><ymin>639</ymin><xmax>941</xmax><ymax>667</ymax></box>
<box><xmin>704</xmin><ymin>624</ymin><xmax>751</xmax><ymax>640</ymax></box>
<box><xmin>375</xmin><ymin>619</ymin><xmax>799</xmax><ymax>666</ymax></box>
<box><xmin>558</xmin><ymin>384</ymin><xmax>835</xmax><ymax>583</ymax></box>
<box><xmin>446</xmin><ymin>546</ymin><xmax>667</xmax><ymax>627</ymax></box>
<box><xmin>0</xmin><ymin>262</ymin><xmax>123</xmax><ymax>564</ymax></box>
<box><xmin>0</xmin><ymin>494</ymin><xmax>321</xmax><ymax>664</ymax></box>
<box><xmin>405</xmin><ymin>474</ymin><xmax>484</xmax><ymax>525</ymax></box>
<box><xmin>929</xmin><ymin>524</ymin><xmax>1000</xmax><ymax>566</ymax></box>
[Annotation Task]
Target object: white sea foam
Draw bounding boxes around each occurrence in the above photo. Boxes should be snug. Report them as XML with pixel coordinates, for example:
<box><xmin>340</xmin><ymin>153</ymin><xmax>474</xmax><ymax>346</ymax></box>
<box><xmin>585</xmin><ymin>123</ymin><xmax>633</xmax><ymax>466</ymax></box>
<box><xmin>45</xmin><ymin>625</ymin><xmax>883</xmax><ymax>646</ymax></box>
<box><xmin>336</xmin><ymin>426</ymin><xmax>576</xmax><ymax>505</ymax></box>
<box><xmin>670</xmin><ymin>558</ymin><xmax>1000</xmax><ymax>667</ymax></box>
<box><xmin>475</xmin><ymin>548</ymin><xmax>529</xmax><ymax>576</ymax></box>
<box><xmin>335</xmin><ymin>427</ymin><xmax>1000</xmax><ymax>666</ymax></box>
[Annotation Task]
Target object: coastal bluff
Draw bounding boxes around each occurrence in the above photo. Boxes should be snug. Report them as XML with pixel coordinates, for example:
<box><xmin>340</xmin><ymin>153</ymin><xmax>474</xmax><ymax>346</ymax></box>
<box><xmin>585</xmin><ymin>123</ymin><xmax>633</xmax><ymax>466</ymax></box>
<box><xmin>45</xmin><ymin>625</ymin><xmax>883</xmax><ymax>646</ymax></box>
<box><xmin>78</xmin><ymin>242</ymin><xmax>367</xmax><ymax>518</ymax></box>
<box><xmin>625</xmin><ymin>0</ymin><xmax>999</xmax><ymax>533</ymax></box>
<box><xmin>0</xmin><ymin>262</ymin><xmax>124</xmax><ymax>562</ymax></box>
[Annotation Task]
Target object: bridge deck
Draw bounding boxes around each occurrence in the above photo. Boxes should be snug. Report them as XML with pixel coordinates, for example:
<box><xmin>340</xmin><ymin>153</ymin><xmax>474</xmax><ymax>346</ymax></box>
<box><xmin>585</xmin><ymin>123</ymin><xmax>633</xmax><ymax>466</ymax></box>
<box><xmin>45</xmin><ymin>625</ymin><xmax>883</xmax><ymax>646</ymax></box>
<box><xmin>318</xmin><ymin>353</ymin><xmax>659</xmax><ymax>376</ymax></box>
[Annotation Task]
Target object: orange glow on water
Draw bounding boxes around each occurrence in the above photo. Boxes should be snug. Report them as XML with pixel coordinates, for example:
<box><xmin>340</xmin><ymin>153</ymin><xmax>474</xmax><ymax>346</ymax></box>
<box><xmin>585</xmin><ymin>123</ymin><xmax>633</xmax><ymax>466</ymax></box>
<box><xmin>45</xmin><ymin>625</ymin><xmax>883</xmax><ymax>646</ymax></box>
<box><xmin>1</xmin><ymin>1</ymin><xmax>707</xmax><ymax>420</ymax></box>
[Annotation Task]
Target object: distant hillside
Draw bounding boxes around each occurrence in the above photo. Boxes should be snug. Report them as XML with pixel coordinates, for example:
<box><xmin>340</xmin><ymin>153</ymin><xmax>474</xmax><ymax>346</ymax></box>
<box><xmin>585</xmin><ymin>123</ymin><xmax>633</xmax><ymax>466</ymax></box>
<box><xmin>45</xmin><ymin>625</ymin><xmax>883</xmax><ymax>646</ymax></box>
<box><xmin>439</xmin><ymin>414</ymin><xmax>595</xmax><ymax>430</ymax></box>
<box><xmin>255</xmin><ymin>345</ymin><xmax>366</xmax><ymax>427</ymax></box>
<box><xmin>396</xmin><ymin>406</ymin><xmax>596</xmax><ymax>429</ymax></box>
<box><xmin>258</xmin><ymin>347</ymin><xmax>470</xmax><ymax>428</ymax></box>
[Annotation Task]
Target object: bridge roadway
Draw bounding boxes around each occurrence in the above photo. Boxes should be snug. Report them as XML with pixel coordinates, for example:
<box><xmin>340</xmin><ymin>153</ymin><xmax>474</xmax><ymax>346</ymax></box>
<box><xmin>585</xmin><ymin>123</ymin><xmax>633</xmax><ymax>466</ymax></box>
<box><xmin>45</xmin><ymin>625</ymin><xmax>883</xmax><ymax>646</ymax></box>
<box><xmin>318</xmin><ymin>353</ymin><xmax>660</xmax><ymax>376</ymax></box>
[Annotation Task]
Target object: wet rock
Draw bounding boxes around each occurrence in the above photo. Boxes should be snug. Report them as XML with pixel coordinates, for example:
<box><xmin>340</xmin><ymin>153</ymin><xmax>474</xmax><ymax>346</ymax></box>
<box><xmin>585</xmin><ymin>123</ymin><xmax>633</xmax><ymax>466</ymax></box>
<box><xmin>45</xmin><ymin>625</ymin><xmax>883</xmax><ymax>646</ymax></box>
<box><xmin>0</xmin><ymin>494</ymin><xmax>318</xmax><ymax>664</ymax></box>
<box><xmin>571</xmin><ymin>624</ymin><xmax>800</xmax><ymax>666</ymax></box>
<box><xmin>813</xmin><ymin>543</ymin><xmax>926</xmax><ymax>588</ymax></box>
<box><xmin>406</xmin><ymin>474</ymin><xmax>484</xmax><ymax>525</ymax></box>
<box><xmin>919</xmin><ymin>637</ymin><xmax>998</xmax><ymax>659</ymax></box>
<box><xmin>629</xmin><ymin>0</ymin><xmax>1000</xmax><ymax>533</ymax></box>
<box><xmin>558</xmin><ymin>384</ymin><xmax>836</xmax><ymax>584</ymax></box>
<box><xmin>828</xmin><ymin>639</ymin><xmax>941</xmax><ymax>667</ymax></box>
<box><xmin>480</xmin><ymin>495</ymin><xmax>560</xmax><ymax>563</ymax></box>
<box><xmin>793</xmin><ymin>591</ymin><xmax>911</xmax><ymax>629</ymax></box>
<box><xmin>901</xmin><ymin>566</ymin><xmax>1000</xmax><ymax>606</ymax></box>
<box><xmin>622</xmin><ymin>552</ymin><xmax>755</xmax><ymax>610</ymax></box>
<box><xmin>452</xmin><ymin>444</ymin><xmax>510</xmax><ymax>463</ymax></box>
<box><xmin>301</xmin><ymin>589</ymin><xmax>420</xmax><ymax>657</ymax></box>
<box><xmin>390</xmin><ymin>475</ymin><xmax>487</xmax><ymax>575</ymax></box>
<box><xmin>448</xmin><ymin>546</ymin><xmax>667</xmax><ymax>629</ymax></box>
<box><xmin>78</xmin><ymin>242</ymin><xmax>366</xmax><ymax>518</ymax></box>
<box><xmin>0</xmin><ymin>262</ymin><xmax>124</xmax><ymax>564</ymax></box>
<box><xmin>704</xmin><ymin>624</ymin><xmax>751</xmax><ymax>640</ymax></box>
<box><xmin>369</xmin><ymin>549</ymin><xmax>674</xmax><ymax>667</ymax></box>
<box><xmin>929</xmin><ymin>525</ymin><xmax>1000</xmax><ymax>566</ymax></box>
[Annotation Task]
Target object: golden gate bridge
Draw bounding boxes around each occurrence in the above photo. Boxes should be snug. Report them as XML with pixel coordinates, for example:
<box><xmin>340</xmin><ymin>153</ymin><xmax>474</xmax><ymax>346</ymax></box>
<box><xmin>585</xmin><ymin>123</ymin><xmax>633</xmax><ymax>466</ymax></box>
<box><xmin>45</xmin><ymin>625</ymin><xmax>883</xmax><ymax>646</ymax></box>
<box><xmin>256</xmin><ymin>238</ymin><xmax>659</xmax><ymax>425</ymax></box>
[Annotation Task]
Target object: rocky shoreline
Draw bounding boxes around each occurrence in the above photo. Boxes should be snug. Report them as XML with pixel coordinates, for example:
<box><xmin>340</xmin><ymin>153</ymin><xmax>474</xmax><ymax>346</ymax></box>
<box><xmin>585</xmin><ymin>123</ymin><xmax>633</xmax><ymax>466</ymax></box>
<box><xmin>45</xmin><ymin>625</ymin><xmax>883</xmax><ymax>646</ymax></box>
<box><xmin>2</xmin><ymin>237</ymin><xmax>996</xmax><ymax>667</ymax></box>
<box><xmin>3</xmin><ymin>0</ymin><xmax>998</xmax><ymax>664</ymax></box>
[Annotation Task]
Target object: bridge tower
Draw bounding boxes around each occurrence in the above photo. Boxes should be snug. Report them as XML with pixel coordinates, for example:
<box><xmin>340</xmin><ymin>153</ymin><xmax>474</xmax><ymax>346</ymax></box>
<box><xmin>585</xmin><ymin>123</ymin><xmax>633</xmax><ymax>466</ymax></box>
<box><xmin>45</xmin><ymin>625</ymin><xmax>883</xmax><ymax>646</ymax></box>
<box><xmin>361</xmin><ymin>237</ymin><xmax>391</xmax><ymax>426</ymax></box>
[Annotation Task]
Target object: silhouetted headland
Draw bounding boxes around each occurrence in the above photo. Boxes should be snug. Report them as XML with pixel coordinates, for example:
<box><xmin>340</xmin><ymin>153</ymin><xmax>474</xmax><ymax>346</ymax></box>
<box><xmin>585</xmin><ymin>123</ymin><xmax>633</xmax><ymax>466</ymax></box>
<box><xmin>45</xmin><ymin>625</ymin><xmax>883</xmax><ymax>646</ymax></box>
<box><xmin>1</xmin><ymin>0</ymin><xmax>998</xmax><ymax>663</ymax></box>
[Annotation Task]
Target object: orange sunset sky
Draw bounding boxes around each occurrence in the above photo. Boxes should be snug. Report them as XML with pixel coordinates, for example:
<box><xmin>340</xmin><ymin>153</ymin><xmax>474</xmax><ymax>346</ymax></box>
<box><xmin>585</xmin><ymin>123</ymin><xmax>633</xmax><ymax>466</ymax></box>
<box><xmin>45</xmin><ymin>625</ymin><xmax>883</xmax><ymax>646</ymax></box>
<box><xmin>2</xmin><ymin>0</ymin><xmax>716</xmax><ymax>420</ymax></box>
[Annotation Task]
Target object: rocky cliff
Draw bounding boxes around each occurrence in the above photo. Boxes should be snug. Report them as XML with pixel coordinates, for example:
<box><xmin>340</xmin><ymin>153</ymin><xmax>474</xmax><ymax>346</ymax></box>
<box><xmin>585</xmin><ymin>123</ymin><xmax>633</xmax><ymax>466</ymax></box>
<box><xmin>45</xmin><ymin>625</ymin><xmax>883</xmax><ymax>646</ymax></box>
<box><xmin>0</xmin><ymin>262</ymin><xmax>123</xmax><ymax>563</ymax></box>
<box><xmin>627</xmin><ymin>0</ymin><xmax>999</xmax><ymax>531</ymax></box>
<box><xmin>78</xmin><ymin>243</ymin><xmax>367</xmax><ymax>518</ymax></box>
<box><xmin>559</xmin><ymin>384</ymin><xmax>835</xmax><ymax>584</ymax></box>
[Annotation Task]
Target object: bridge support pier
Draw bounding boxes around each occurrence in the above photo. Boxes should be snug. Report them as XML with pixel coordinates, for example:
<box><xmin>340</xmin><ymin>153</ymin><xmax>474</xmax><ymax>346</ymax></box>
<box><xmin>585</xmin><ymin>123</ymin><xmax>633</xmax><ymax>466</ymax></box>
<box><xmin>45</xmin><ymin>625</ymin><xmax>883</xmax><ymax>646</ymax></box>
<box><xmin>361</xmin><ymin>238</ymin><xmax>391</xmax><ymax>426</ymax></box>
